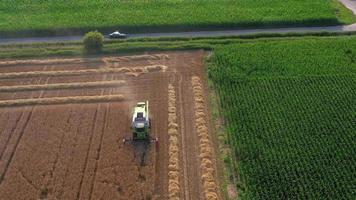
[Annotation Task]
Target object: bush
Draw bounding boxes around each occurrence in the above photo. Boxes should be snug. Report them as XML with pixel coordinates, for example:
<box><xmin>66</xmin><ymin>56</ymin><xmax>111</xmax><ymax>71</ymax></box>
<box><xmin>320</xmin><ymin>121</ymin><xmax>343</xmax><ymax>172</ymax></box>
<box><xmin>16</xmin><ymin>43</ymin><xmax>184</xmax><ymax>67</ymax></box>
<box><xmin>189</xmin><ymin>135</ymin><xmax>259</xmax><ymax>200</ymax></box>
<box><xmin>83</xmin><ymin>31</ymin><xmax>104</xmax><ymax>54</ymax></box>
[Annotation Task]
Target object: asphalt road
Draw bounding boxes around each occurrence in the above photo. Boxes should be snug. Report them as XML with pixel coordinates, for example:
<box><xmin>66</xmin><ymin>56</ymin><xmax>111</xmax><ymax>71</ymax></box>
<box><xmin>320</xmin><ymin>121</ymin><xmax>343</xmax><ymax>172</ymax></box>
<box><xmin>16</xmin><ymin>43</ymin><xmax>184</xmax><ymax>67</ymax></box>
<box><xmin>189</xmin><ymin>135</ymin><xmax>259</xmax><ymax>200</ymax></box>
<box><xmin>0</xmin><ymin>0</ymin><xmax>355</xmax><ymax>44</ymax></box>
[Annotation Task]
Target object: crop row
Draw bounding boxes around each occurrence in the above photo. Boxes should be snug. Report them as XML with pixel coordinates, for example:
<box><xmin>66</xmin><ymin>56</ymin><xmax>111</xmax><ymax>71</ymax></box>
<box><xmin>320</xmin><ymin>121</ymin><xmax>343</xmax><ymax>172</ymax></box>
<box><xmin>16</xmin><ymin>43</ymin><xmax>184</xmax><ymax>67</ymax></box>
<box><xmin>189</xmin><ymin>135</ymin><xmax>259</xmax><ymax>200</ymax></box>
<box><xmin>167</xmin><ymin>84</ymin><xmax>181</xmax><ymax>200</ymax></box>
<box><xmin>209</xmin><ymin>38</ymin><xmax>356</xmax><ymax>199</ymax></box>
<box><xmin>213</xmin><ymin>75</ymin><xmax>355</xmax><ymax>199</ymax></box>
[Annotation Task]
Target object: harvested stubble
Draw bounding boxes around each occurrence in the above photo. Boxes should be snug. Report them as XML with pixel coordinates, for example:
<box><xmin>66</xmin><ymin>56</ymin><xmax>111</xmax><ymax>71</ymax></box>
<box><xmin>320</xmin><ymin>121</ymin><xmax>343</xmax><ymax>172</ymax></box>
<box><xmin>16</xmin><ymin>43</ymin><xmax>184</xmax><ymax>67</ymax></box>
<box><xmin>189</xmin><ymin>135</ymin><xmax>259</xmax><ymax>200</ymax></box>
<box><xmin>0</xmin><ymin>80</ymin><xmax>126</xmax><ymax>92</ymax></box>
<box><xmin>0</xmin><ymin>54</ymin><xmax>169</xmax><ymax>67</ymax></box>
<box><xmin>167</xmin><ymin>84</ymin><xmax>181</xmax><ymax>200</ymax></box>
<box><xmin>0</xmin><ymin>65</ymin><xmax>167</xmax><ymax>79</ymax></box>
<box><xmin>125</xmin><ymin>65</ymin><xmax>167</xmax><ymax>77</ymax></box>
<box><xmin>103</xmin><ymin>54</ymin><xmax>169</xmax><ymax>64</ymax></box>
<box><xmin>0</xmin><ymin>57</ymin><xmax>101</xmax><ymax>67</ymax></box>
<box><xmin>0</xmin><ymin>94</ymin><xmax>124</xmax><ymax>107</ymax></box>
<box><xmin>191</xmin><ymin>76</ymin><xmax>219</xmax><ymax>200</ymax></box>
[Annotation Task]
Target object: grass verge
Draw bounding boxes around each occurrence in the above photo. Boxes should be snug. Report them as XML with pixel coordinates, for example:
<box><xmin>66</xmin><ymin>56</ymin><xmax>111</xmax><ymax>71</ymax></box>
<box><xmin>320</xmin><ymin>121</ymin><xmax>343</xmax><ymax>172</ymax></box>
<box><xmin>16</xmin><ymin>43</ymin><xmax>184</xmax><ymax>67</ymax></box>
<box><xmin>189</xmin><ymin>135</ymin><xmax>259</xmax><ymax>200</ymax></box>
<box><xmin>1</xmin><ymin>31</ymin><xmax>356</xmax><ymax>60</ymax></box>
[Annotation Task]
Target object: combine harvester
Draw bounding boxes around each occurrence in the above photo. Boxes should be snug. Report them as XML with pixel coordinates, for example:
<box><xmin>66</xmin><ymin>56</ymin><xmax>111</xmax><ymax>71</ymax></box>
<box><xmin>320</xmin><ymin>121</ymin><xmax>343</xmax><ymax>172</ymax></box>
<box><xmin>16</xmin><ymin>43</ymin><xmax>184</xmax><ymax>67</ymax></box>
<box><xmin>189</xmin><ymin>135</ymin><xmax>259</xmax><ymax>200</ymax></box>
<box><xmin>123</xmin><ymin>101</ymin><xmax>158</xmax><ymax>166</ymax></box>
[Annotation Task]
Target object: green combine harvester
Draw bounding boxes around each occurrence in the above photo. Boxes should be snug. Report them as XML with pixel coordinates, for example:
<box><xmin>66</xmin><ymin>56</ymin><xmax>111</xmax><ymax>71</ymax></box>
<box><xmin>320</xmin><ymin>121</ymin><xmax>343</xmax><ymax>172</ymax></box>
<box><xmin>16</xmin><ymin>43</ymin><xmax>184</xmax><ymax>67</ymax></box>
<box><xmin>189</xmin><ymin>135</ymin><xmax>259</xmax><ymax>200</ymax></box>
<box><xmin>123</xmin><ymin>101</ymin><xmax>158</xmax><ymax>145</ymax></box>
<box><xmin>123</xmin><ymin>101</ymin><xmax>158</xmax><ymax>165</ymax></box>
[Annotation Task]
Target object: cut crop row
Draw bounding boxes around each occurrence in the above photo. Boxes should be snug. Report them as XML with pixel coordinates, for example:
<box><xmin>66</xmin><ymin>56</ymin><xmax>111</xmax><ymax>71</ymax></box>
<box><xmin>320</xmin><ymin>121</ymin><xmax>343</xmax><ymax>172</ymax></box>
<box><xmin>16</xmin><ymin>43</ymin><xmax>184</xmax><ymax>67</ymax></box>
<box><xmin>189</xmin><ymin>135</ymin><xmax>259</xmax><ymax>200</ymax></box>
<box><xmin>0</xmin><ymin>95</ymin><xmax>125</xmax><ymax>107</ymax></box>
<box><xmin>0</xmin><ymin>80</ymin><xmax>126</xmax><ymax>92</ymax></box>
<box><xmin>191</xmin><ymin>76</ymin><xmax>219</xmax><ymax>200</ymax></box>
<box><xmin>167</xmin><ymin>84</ymin><xmax>181</xmax><ymax>200</ymax></box>
<box><xmin>0</xmin><ymin>65</ymin><xmax>167</xmax><ymax>79</ymax></box>
<box><xmin>0</xmin><ymin>54</ymin><xmax>169</xmax><ymax>67</ymax></box>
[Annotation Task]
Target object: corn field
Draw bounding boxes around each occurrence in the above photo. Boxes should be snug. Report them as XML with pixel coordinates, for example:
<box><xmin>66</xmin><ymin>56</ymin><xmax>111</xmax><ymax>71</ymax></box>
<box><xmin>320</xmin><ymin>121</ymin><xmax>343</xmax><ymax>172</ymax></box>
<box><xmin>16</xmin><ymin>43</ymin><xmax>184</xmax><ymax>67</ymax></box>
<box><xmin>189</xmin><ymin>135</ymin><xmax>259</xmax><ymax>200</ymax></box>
<box><xmin>209</xmin><ymin>37</ymin><xmax>356</xmax><ymax>199</ymax></box>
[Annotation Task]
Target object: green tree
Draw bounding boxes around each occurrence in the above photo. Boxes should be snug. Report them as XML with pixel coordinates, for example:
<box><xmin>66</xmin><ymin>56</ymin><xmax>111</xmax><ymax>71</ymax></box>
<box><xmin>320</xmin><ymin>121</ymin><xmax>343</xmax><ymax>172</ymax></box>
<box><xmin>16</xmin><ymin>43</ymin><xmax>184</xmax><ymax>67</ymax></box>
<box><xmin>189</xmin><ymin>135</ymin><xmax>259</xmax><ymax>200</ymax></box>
<box><xmin>83</xmin><ymin>31</ymin><xmax>104</xmax><ymax>54</ymax></box>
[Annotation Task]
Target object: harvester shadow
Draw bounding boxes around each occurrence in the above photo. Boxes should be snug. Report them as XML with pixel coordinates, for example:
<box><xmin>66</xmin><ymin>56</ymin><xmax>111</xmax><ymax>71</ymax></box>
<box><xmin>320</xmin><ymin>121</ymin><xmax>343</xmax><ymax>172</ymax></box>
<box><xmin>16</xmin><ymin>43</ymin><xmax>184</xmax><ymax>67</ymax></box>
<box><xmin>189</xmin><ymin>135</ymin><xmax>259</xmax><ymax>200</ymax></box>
<box><xmin>132</xmin><ymin>140</ymin><xmax>153</xmax><ymax>167</ymax></box>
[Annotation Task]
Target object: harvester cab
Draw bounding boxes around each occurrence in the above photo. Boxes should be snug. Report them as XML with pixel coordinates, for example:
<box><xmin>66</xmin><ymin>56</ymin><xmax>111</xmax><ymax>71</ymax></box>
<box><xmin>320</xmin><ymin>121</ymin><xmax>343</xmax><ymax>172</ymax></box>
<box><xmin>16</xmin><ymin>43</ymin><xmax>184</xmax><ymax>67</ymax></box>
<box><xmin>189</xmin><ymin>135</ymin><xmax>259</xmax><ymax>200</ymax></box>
<box><xmin>132</xmin><ymin>102</ymin><xmax>150</xmax><ymax>140</ymax></box>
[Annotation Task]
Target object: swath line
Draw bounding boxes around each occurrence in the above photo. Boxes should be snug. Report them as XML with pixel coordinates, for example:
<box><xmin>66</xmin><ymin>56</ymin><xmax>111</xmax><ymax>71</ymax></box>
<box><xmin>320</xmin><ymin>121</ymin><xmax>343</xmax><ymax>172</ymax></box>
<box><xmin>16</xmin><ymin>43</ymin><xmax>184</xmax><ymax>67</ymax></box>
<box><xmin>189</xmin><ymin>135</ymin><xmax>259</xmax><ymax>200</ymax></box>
<box><xmin>0</xmin><ymin>65</ymin><xmax>167</xmax><ymax>79</ymax></box>
<box><xmin>0</xmin><ymin>95</ymin><xmax>125</xmax><ymax>107</ymax></box>
<box><xmin>0</xmin><ymin>80</ymin><xmax>126</xmax><ymax>92</ymax></box>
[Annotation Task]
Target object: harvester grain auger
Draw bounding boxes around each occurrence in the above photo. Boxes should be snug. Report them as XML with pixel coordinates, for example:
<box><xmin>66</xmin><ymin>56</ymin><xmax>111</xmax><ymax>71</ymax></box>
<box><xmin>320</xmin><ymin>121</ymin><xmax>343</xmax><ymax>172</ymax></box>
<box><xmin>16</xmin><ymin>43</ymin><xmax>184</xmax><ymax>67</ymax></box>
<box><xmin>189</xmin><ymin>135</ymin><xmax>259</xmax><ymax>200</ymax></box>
<box><xmin>123</xmin><ymin>101</ymin><xmax>158</xmax><ymax>165</ymax></box>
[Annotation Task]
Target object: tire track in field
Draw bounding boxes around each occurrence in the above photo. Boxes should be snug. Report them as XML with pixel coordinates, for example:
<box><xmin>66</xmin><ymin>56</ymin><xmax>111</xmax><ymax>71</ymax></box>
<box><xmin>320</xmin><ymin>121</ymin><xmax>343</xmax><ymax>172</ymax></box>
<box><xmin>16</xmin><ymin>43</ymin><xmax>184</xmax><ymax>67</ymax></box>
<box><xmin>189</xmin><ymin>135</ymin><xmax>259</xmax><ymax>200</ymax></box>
<box><xmin>11</xmin><ymin>66</ymin><xmax>59</xmax><ymax>196</ymax></box>
<box><xmin>0</xmin><ymin>64</ymin><xmax>57</xmax><ymax>194</ymax></box>
<box><xmin>0</xmin><ymin>80</ymin><xmax>27</xmax><ymax>155</ymax></box>
<box><xmin>88</xmin><ymin>103</ymin><xmax>109</xmax><ymax>200</ymax></box>
<box><xmin>0</xmin><ymin>112</ymin><xmax>24</xmax><ymax>159</ymax></box>
<box><xmin>51</xmin><ymin>106</ymin><xmax>83</xmax><ymax>199</ymax></box>
<box><xmin>41</xmin><ymin>87</ymin><xmax>69</xmax><ymax>199</ymax></box>
<box><xmin>0</xmin><ymin>107</ymin><xmax>33</xmax><ymax>184</ymax></box>
<box><xmin>76</xmin><ymin>104</ymin><xmax>100</xmax><ymax>200</ymax></box>
<box><xmin>87</xmin><ymin>74</ymin><xmax>112</xmax><ymax>200</ymax></box>
<box><xmin>57</xmin><ymin>109</ymin><xmax>85</xmax><ymax>199</ymax></box>
<box><xmin>0</xmin><ymin>65</ymin><xmax>50</xmax><ymax>185</ymax></box>
<box><xmin>42</xmin><ymin>107</ymin><xmax>74</xmax><ymax>198</ymax></box>
<box><xmin>177</xmin><ymin>75</ymin><xmax>191</xmax><ymax>200</ymax></box>
<box><xmin>76</xmin><ymin>74</ymin><xmax>111</xmax><ymax>200</ymax></box>
<box><xmin>0</xmin><ymin>72</ymin><xmax>39</xmax><ymax>162</ymax></box>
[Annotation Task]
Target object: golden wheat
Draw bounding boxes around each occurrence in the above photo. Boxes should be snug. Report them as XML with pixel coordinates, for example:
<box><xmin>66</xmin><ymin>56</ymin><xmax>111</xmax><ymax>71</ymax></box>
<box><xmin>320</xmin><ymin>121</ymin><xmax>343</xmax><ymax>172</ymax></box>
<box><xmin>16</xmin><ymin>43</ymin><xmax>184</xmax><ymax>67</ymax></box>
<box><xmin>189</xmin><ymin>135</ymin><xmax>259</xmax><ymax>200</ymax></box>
<box><xmin>102</xmin><ymin>54</ymin><xmax>169</xmax><ymax>64</ymax></box>
<box><xmin>0</xmin><ymin>58</ymin><xmax>101</xmax><ymax>67</ymax></box>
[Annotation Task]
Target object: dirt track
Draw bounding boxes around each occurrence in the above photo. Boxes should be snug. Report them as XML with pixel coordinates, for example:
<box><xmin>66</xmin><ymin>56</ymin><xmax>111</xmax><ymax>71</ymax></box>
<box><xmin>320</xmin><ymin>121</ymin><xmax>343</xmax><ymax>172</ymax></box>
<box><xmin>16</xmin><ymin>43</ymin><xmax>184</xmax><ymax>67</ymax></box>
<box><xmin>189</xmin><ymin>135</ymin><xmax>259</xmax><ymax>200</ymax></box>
<box><xmin>0</xmin><ymin>51</ymin><xmax>220</xmax><ymax>199</ymax></box>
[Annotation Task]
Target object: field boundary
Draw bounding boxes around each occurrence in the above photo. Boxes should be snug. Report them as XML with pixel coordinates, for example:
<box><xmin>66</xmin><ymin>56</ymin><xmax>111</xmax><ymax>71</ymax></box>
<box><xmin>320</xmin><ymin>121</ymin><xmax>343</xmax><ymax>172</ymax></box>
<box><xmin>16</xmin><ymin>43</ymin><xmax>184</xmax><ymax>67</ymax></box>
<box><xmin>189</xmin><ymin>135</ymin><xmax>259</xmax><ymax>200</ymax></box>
<box><xmin>208</xmin><ymin>78</ymin><xmax>239</xmax><ymax>200</ymax></box>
